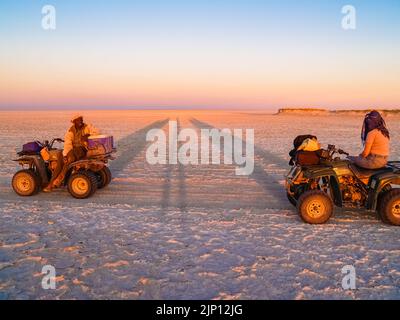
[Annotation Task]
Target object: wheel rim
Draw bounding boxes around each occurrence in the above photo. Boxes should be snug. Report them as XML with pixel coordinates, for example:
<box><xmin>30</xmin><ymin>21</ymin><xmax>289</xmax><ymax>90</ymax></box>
<box><xmin>71</xmin><ymin>177</ymin><xmax>89</xmax><ymax>195</ymax></box>
<box><xmin>306</xmin><ymin>200</ymin><xmax>326</xmax><ymax>218</ymax></box>
<box><xmin>392</xmin><ymin>200</ymin><xmax>400</xmax><ymax>218</ymax></box>
<box><xmin>16</xmin><ymin>174</ymin><xmax>33</xmax><ymax>192</ymax></box>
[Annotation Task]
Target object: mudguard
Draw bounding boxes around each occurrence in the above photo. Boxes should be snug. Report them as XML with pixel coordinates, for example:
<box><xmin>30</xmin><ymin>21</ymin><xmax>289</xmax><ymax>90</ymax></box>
<box><xmin>302</xmin><ymin>165</ymin><xmax>337</xmax><ymax>179</ymax></box>
<box><xmin>68</xmin><ymin>159</ymin><xmax>106</xmax><ymax>172</ymax></box>
<box><xmin>13</xmin><ymin>155</ymin><xmax>49</xmax><ymax>185</ymax></box>
<box><xmin>298</xmin><ymin>166</ymin><xmax>343</xmax><ymax>207</ymax></box>
<box><xmin>368</xmin><ymin>172</ymin><xmax>400</xmax><ymax>210</ymax></box>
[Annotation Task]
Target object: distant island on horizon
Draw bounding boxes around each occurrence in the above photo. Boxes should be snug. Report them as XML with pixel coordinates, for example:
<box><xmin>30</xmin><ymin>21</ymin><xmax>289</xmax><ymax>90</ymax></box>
<box><xmin>276</xmin><ymin>108</ymin><xmax>400</xmax><ymax>116</ymax></box>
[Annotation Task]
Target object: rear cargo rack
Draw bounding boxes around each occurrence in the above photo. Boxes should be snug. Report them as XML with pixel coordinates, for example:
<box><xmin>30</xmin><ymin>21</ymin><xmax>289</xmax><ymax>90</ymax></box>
<box><xmin>387</xmin><ymin>161</ymin><xmax>400</xmax><ymax>171</ymax></box>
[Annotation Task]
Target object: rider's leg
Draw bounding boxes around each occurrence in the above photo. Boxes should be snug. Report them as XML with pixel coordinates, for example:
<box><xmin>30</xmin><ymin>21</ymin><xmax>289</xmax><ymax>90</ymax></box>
<box><xmin>43</xmin><ymin>153</ymin><xmax>66</xmax><ymax>192</ymax></box>
<box><xmin>73</xmin><ymin>146</ymin><xmax>87</xmax><ymax>160</ymax></box>
<box><xmin>51</xmin><ymin>150</ymin><xmax>76</xmax><ymax>188</ymax></box>
<box><xmin>353</xmin><ymin>154</ymin><xmax>387</xmax><ymax>169</ymax></box>
<box><xmin>51</xmin><ymin>147</ymin><xmax>86</xmax><ymax>187</ymax></box>
<box><xmin>48</xmin><ymin>153</ymin><xmax>63</xmax><ymax>185</ymax></box>
<box><xmin>43</xmin><ymin>147</ymin><xmax>87</xmax><ymax>192</ymax></box>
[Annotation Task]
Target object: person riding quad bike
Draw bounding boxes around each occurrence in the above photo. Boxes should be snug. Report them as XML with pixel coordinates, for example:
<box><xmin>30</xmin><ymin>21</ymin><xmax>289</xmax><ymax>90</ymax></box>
<box><xmin>43</xmin><ymin>114</ymin><xmax>100</xmax><ymax>192</ymax></box>
<box><xmin>286</xmin><ymin>111</ymin><xmax>400</xmax><ymax>226</ymax></box>
<box><xmin>348</xmin><ymin>110</ymin><xmax>390</xmax><ymax>170</ymax></box>
<box><xmin>12</xmin><ymin>114</ymin><xmax>115</xmax><ymax>199</ymax></box>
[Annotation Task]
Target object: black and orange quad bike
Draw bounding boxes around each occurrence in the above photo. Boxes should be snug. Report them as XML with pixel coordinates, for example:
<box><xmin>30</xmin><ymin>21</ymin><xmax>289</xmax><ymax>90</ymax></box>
<box><xmin>286</xmin><ymin>144</ymin><xmax>400</xmax><ymax>225</ymax></box>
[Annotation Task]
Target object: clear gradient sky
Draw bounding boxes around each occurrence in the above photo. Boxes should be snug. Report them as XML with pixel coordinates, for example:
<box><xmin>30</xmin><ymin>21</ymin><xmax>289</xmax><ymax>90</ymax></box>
<box><xmin>0</xmin><ymin>0</ymin><xmax>399</xmax><ymax>110</ymax></box>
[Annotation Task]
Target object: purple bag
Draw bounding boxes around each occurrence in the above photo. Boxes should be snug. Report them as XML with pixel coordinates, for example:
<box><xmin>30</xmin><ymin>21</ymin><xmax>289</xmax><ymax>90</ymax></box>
<box><xmin>22</xmin><ymin>141</ymin><xmax>42</xmax><ymax>153</ymax></box>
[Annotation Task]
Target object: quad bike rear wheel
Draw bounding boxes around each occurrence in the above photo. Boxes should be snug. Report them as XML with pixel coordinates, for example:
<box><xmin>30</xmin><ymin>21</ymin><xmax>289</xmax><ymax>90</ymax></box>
<box><xmin>12</xmin><ymin>169</ymin><xmax>41</xmax><ymax>196</ymax></box>
<box><xmin>96</xmin><ymin>167</ymin><xmax>112</xmax><ymax>189</ymax></box>
<box><xmin>67</xmin><ymin>171</ymin><xmax>98</xmax><ymax>199</ymax></box>
<box><xmin>297</xmin><ymin>190</ymin><xmax>333</xmax><ymax>224</ymax></box>
<box><xmin>379</xmin><ymin>189</ymin><xmax>400</xmax><ymax>226</ymax></box>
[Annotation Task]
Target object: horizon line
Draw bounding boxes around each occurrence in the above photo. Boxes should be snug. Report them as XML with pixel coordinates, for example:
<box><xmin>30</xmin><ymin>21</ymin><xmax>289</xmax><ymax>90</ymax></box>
<box><xmin>0</xmin><ymin>106</ymin><xmax>399</xmax><ymax>112</ymax></box>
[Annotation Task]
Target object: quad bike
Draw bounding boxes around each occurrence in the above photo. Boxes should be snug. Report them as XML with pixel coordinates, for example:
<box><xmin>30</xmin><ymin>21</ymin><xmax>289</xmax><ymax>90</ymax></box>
<box><xmin>12</xmin><ymin>138</ymin><xmax>116</xmax><ymax>199</ymax></box>
<box><xmin>286</xmin><ymin>144</ymin><xmax>400</xmax><ymax>225</ymax></box>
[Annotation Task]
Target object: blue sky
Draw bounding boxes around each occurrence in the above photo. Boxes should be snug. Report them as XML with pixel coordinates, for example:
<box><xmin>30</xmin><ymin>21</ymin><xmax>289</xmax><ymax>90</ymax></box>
<box><xmin>0</xmin><ymin>0</ymin><xmax>399</xmax><ymax>109</ymax></box>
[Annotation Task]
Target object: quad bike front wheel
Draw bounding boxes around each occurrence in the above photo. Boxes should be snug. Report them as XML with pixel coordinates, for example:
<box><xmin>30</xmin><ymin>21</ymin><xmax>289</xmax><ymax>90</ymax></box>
<box><xmin>297</xmin><ymin>190</ymin><xmax>333</xmax><ymax>224</ymax></box>
<box><xmin>67</xmin><ymin>171</ymin><xmax>98</xmax><ymax>199</ymax></box>
<box><xmin>12</xmin><ymin>169</ymin><xmax>41</xmax><ymax>196</ymax></box>
<box><xmin>96</xmin><ymin>167</ymin><xmax>112</xmax><ymax>189</ymax></box>
<box><xmin>379</xmin><ymin>189</ymin><xmax>400</xmax><ymax>226</ymax></box>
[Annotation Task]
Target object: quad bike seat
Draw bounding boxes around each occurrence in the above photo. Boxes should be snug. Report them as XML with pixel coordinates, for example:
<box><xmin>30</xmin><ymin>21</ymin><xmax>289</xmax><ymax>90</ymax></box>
<box><xmin>349</xmin><ymin>164</ymin><xmax>393</xmax><ymax>180</ymax></box>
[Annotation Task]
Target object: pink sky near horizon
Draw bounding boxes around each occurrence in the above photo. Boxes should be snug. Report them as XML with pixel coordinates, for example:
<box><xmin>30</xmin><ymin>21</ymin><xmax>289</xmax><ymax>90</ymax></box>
<box><xmin>2</xmin><ymin>55</ymin><xmax>399</xmax><ymax>110</ymax></box>
<box><xmin>2</xmin><ymin>41</ymin><xmax>399</xmax><ymax>110</ymax></box>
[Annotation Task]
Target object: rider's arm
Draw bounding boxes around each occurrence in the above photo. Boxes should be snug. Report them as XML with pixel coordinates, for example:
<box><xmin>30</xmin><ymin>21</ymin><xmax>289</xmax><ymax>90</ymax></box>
<box><xmin>361</xmin><ymin>130</ymin><xmax>377</xmax><ymax>158</ymax></box>
<box><xmin>84</xmin><ymin>124</ymin><xmax>100</xmax><ymax>137</ymax></box>
<box><xmin>63</xmin><ymin>131</ymin><xmax>74</xmax><ymax>157</ymax></box>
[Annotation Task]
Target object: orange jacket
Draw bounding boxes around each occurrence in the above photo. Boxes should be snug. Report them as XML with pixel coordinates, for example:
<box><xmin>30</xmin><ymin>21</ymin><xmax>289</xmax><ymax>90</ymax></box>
<box><xmin>63</xmin><ymin>123</ymin><xmax>99</xmax><ymax>157</ymax></box>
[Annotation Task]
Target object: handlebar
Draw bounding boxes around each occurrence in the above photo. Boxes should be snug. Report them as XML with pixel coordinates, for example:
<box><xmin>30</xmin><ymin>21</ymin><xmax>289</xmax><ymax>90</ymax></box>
<box><xmin>38</xmin><ymin>138</ymin><xmax>64</xmax><ymax>150</ymax></box>
<box><xmin>50</xmin><ymin>138</ymin><xmax>64</xmax><ymax>149</ymax></box>
<box><xmin>325</xmin><ymin>144</ymin><xmax>349</xmax><ymax>159</ymax></box>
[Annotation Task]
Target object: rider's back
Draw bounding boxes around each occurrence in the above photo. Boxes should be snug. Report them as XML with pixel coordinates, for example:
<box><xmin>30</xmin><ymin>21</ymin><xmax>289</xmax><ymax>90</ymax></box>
<box><xmin>364</xmin><ymin>129</ymin><xmax>389</xmax><ymax>157</ymax></box>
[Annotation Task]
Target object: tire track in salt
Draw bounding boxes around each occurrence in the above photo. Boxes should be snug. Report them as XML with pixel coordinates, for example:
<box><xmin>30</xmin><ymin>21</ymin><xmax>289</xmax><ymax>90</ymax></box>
<box><xmin>109</xmin><ymin>119</ymin><xmax>169</xmax><ymax>177</ymax></box>
<box><xmin>190</xmin><ymin>118</ymin><xmax>291</xmax><ymax>210</ymax></box>
<box><xmin>160</xmin><ymin>117</ymin><xmax>187</xmax><ymax>212</ymax></box>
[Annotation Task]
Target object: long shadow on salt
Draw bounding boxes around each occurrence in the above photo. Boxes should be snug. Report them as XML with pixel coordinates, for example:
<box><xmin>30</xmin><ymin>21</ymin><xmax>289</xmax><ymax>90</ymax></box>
<box><xmin>109</xmin><ymin>119</ymin><xmax>169</xmax><ymax>177</ymax></box>
<box><xmin>190</xmin><ymin>118</ymin><xmax>291</xmax><ymax>210</ymax></box>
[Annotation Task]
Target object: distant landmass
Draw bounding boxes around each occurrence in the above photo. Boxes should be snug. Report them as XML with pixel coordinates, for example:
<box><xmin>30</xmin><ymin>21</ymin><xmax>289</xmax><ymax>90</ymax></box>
<box><xmin>277</xmin><ymin>108</ymin><xmax>400</xmax><ymax>116</ymax></box>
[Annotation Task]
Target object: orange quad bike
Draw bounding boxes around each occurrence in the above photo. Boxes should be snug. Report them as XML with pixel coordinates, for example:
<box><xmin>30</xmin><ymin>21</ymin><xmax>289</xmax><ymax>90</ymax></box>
<box><xmin>12</xmin><ymin>137</ymin><xmax>116</xmax><ymax>199</ymax></box>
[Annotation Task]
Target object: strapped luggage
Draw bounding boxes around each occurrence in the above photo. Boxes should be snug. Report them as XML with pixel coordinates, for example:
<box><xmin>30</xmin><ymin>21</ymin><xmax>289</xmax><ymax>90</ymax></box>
<box><xmin>289</xmin><ymin>135</ymin><xmax>321</xmax><ymax>166</ymax></box>
<box><xmin>295</xmin><ymin>150</ymin><xmax>321</xmax><ymax>166</ymax></box>
<box><xmin>19</xmin><ymin>141</ymin><xmax>43</xmax><ymax>156</ymax></box>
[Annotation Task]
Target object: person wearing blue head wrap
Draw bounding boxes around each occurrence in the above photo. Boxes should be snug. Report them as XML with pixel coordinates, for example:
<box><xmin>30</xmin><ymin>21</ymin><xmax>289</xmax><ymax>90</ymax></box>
<box><xmin>361</xmin><ymin>110</ymin><xmax>390</xmax><ymax>145</ymax></box>
<box><xmin>350</xmin><ymin>111</ymin><xmax>390</xmax><ymax>169</ymax></box>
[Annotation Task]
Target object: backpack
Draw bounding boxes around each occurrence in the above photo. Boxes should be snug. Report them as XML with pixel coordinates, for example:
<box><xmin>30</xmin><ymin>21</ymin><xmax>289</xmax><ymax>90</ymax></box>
<box><xmin>289</xmin><ymin>135</ymin><xmax>318</xmax><ymax>166</ymax></box>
